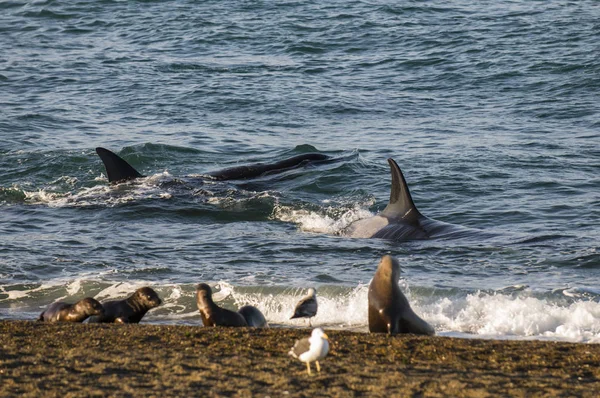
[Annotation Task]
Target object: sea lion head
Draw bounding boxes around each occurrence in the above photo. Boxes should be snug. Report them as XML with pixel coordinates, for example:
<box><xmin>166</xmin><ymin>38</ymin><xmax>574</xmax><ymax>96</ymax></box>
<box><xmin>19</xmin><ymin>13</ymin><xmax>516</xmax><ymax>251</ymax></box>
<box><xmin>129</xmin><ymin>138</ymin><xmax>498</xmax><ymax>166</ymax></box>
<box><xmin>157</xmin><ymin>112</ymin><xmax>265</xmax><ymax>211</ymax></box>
<box><xmin>132</xmin><ymin>287</ymin><xmax>162</xmax><ymax>309</ymax></box>
<box><xmin>76</xmin><ymin>297</ymin><xmax>105</xmax><ymax>317</ymax></box>
<box><xmin>377</xmin><ymin>255</ymin><xmax>401</xmax><ymax>282</ymax></box>
<box><xmin>196</xmin><ymin>283</ymin><xmax>214</xmax><ymax>307</ymax></box>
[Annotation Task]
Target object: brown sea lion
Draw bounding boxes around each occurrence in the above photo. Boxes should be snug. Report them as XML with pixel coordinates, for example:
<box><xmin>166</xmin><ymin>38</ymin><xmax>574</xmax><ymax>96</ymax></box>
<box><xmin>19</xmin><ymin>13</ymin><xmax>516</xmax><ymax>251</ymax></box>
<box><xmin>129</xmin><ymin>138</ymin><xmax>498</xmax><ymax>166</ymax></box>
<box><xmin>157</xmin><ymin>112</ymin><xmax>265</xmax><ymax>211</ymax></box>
<box><xmin>368</xmin><ymin>255</ymin><xmax>435</xmax><ymax>335</ymax></box>
<box><xmin>196</xmin><ymin>283</ymin><xmax>247</xmax><ymax>327</ymax></box>
<box><xmin>38</xmin><ymin>297</ymin><xmax>104</xmax><ymax>323</ymax></box>
<box><xmin>88</xmin><ymin>287</ymin><xmax>162</xmax><ymax>323</ymax></box>
<box><xmin>238</xmin><ymin>305</ymin><xmax>269</xmax><ymax>328</ymax></box>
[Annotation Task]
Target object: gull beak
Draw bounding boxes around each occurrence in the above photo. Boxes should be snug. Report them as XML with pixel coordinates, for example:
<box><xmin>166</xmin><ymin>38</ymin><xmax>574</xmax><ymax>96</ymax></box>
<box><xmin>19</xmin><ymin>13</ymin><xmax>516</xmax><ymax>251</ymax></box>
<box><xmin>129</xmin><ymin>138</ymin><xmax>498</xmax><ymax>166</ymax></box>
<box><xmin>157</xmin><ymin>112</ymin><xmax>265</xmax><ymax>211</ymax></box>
<box><xmin>322</xmin><ymin>333</ymin><xmax>329</xmax><ymax>340</ymax></box>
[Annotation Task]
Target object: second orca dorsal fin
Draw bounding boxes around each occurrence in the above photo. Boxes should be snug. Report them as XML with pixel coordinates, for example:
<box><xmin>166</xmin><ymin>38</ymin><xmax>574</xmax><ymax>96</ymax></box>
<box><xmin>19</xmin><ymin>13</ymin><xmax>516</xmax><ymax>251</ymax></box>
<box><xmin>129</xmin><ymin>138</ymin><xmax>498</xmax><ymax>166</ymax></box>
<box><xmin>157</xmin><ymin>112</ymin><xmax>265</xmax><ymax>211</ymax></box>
<box><xmin>380</xmin><ymin>158</ymin><xmax>422</xmax><ymax>221</ymax></box>
<box><xmin>95</xmin><ymin>147</ymin><xmax>144</xmax><ymax>183</ymax></box>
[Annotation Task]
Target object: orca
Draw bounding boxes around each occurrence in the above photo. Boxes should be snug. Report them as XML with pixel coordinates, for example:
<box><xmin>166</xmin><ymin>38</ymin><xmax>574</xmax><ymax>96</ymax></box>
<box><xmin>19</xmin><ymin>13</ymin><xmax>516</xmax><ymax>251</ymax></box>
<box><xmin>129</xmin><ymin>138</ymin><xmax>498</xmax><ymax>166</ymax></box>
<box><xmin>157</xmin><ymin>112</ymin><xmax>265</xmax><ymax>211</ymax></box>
<box><xmin>343</xmin><ymin>159</ymin><xmax>486</xmax><ymax>241</ymax></box>
<box><xmin>96</xmin><ymin>147</ymin><xmax>333</xmax><ymax>184</ymax></box>
<box><xmin>96</xmin><ymin>147</ymin><xmax>144</xmax><ymax>183</ymax></box>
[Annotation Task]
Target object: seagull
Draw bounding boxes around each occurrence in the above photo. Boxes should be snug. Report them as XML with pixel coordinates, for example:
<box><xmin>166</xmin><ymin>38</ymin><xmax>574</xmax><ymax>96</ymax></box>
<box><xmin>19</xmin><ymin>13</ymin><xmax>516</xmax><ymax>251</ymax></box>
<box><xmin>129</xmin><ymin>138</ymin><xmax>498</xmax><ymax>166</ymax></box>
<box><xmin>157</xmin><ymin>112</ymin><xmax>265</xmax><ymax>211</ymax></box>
<box><xmin>288</xmin><ymin>328</ymin><xmax>330</xmax><ymax>376</ymax></box>
<box><xmin>290</xmin><ymin>287</ymin><xmax>318</xmax><ymax>326</ymax></box>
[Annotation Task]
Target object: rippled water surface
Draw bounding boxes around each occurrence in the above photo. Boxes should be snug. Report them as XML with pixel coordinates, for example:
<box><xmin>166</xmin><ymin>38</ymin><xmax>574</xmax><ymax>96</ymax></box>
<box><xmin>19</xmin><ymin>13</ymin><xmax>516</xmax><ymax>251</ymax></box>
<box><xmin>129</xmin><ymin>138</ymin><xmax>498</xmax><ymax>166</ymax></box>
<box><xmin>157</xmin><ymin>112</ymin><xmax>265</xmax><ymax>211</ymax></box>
<box><xmin>1</xmin><ymin>0</ymin><xmax>599</xmax><ymax>342</ymax></box>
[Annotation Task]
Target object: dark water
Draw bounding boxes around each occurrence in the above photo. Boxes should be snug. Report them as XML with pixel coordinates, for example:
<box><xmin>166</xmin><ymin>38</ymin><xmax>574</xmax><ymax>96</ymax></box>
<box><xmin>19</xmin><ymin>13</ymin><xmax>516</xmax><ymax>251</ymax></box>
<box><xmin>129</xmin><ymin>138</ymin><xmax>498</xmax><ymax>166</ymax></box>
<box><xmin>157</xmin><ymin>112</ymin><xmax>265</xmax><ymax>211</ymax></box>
<box><xmin>1</xmin><ymin>0</ymin><xmax>599</xmax><ymax>342</ymax></box>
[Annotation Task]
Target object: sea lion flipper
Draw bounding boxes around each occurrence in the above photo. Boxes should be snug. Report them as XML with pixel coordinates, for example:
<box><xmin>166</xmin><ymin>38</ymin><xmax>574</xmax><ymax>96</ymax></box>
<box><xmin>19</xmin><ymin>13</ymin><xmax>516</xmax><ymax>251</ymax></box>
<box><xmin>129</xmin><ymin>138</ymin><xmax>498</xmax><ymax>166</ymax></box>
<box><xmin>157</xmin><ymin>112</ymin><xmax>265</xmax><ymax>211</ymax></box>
<box><xmin>380</xmin><ymin>159</ymin><xmax>422</xmax><ymax>222</ymax></box>
<box><xmin>388</xmin><ymin>313</ymin><xmax>400</xmax><ymax>335</ymax></box>
<box><xmin>37</xmin><ymin>312</ymin><xmax>44</xmax><ymax>322</ymax></box>
<box><xmin>95</xmin><ymin>147</ymin><xmax>144</xmax><ymax>183</ymax></box>
<box><xmin>402</xmin><ymin>310</ymin><xmax>435</xmax><ymax>336</ymax></box>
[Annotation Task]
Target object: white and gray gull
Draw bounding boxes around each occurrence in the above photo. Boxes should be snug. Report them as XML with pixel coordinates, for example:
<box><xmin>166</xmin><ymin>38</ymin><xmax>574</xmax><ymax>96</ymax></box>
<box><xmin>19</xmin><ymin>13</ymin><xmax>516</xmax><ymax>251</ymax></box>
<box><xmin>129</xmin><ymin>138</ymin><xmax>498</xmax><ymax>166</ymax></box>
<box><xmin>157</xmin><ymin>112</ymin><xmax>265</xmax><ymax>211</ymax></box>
<box><xmin>288</xmin><ymin>328</ymin><xmax>330</xmax><ymax>376</ymax></box>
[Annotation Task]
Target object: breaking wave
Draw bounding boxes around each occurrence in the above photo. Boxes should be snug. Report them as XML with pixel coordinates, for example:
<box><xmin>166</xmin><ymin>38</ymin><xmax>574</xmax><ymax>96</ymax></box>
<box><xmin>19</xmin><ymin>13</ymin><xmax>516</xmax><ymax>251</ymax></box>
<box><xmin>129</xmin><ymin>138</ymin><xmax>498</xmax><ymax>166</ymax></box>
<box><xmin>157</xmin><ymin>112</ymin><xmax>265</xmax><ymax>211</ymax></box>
<box><xmin>2</xmin><ymin>279</ymin><xmax>599</xmax><ymax>343</ymax></box>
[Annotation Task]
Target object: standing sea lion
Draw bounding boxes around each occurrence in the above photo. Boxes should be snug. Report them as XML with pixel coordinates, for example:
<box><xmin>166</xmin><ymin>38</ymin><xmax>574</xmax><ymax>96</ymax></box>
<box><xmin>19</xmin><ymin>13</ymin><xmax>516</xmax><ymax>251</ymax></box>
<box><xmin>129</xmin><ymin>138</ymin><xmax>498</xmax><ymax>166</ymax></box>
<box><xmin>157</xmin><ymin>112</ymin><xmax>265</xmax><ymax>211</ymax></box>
<box><xmin>196</xmin><ymin>283</ymin><xmax>247</xmax><ymax>327</ymax></box>
<box><xmin>88</xmin><ymin>287</ymin><xmax>162</xmax><ymax>323</ymax></box>
<box><xmin>38</xmin><ymin>297</ymin><xmax>104</xmax><ymax>323</ymax></box>
<box><xmin>368</xmin><ymin>255</ymin><xmax>435</xmax><ymax>335</ymax></box>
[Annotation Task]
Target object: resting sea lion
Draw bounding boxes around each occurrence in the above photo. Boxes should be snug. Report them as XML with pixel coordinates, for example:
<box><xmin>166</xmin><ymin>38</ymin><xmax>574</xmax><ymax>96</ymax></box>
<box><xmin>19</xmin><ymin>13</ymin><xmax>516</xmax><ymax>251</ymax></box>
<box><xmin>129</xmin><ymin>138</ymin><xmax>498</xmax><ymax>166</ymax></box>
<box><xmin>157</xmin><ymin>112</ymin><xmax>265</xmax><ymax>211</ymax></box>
<box><xmin>88</xmin><ymin>287</ymin><xmax>162</xmax><ymax>323</ymax></box>
<box><xmin>238</xmin><ymin>305</ymin><xmax>269</xmax><ymax>328</ymax></box>
<box><xmin>38</xmin><ymin>297</ymin><xmax>104</xmax><ymax>322</ymax></box>
<box><xmin>368</xmin><ymin>255</ymin><xmax>435</xmax><ymax>335</ymax></box>
<box><xmin>196</xmin><ymin>283</ymin><xmax>247</xmax><ymax>327</ymax></box>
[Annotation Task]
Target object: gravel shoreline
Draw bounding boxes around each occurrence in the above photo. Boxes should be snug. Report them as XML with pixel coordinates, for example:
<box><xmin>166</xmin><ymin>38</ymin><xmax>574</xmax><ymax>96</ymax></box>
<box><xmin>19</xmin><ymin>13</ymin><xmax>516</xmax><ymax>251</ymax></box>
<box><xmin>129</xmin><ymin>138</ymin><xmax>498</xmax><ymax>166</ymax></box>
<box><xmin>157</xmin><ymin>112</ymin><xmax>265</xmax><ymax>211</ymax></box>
<box><xmin>1</xmin><ymin>320</ymin><xmax>599</xmax><ymax>397</ymax></box>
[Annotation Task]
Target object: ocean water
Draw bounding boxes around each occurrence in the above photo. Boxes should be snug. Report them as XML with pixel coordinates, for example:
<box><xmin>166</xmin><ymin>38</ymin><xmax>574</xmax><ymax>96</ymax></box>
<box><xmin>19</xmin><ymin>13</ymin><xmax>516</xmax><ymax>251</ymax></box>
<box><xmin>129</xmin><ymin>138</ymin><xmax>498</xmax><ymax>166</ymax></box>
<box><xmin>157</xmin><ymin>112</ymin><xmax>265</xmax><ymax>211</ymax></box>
<box><xmin>1</xmin><ymin>0</ymin><xmax>599</xmax><ymax>342</ymax></box>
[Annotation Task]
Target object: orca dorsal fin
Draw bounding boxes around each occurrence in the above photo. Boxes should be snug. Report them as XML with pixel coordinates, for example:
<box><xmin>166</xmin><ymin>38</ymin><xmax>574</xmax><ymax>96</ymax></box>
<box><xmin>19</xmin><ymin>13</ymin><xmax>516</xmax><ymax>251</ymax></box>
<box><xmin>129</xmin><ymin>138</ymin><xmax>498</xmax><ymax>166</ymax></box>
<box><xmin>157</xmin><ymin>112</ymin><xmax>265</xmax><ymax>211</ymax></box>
<box><xmin>380</xmin><ymin>158</ymin><xmax>422</xmax><ymax>221</ymax></box>
<box><xmin>95</xmin><ymin>147</ymin><xmax>144</xmax><ymax>183</ymax></box>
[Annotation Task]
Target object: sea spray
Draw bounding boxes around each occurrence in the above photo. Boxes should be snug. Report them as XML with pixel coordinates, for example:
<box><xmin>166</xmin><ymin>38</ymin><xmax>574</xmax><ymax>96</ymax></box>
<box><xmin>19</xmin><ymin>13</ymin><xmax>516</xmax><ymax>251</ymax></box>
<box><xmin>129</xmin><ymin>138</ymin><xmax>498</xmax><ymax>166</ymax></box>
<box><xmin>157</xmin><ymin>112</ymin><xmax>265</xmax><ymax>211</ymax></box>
<box><xmin>1</xmin><ymin>278</ymin><xmax>600</xmax><ymax>342</ymax></box>
<box><xmin>271</xmin><ymin>202</ymin><xmax>375</xmax><ymax>235</ymax></box>
<box><xmin>426</xmin><ymin>291</ymin><xmax>600</xmax><ymax>342</ymax></box>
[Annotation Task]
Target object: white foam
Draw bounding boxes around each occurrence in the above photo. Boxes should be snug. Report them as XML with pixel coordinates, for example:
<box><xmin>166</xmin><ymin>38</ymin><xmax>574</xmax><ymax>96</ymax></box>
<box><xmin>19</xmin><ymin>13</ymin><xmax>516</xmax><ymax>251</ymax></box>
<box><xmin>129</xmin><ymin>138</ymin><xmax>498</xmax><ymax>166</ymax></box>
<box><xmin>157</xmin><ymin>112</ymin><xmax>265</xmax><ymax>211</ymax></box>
<box><xmin>23</xmin><ymin>172</ymin><xmax>174</xmax><ymax>207</ymax></box>
<box><xmin>94</xmin><ymin>173</ymin><xmax>108</xmax><ymax>182</ymax></box>
<box><xmin>0</xmin><ymin>271</ymin><xmax>117</xmax><ymax>304</ymax></box>
<box><xmin>93</xmin><ymin>281</ymin><xmax>155</xmax><ymax>300</ymax></box>
<box><xmin>212</xmin><ymin>282</ymin><xmax>234</xmax><ymax>302</ymax></box>
<box><xmin>210</xmin><ymin>283</ymin><xmax>600</xmax><ymax>342</ymax></box>
<box><xmin>0</xmin><ymin>287</ymin><xmax>37</xmax><ymax>300</ymax></box>
<box><xmin>0</xmin><ymin>279</ymin><xmax>78</xmax><ymax>301</ymax></box>
<box><xmin>3</xmin><ymin>276</ymin><xmax>600</xmax><ymax>342</ymax></box>
<box><xmin>91</xmin><ymin>281</ymin><xmax>189</xmax><ymax>321</ymax></box>
<box><xmin>562</xmin><ymin>286</ymin><xmax>600</xmax><ymax>298</ymax></box>
<box><xmin>23</xmin><ymin>189</ymin><xmax>62</xmax><ymax>205</ymax></box>
<box><xmin>206</xmin><ymin>190</ymin><xmax>276</xmax><ymax>208</ymax></box>
<box><xmin>49</xmin><ymin>175</ymin><xmax>79</xmax><ymax>187</ymax></box>
<box><xmin>228</xmin><ymin>284</ymin><xmax>369</xmax><ymax>328</ymax></box>
<box><xmin>425</xmin><ymin>292</ymin><xmax>600</xmax><ymax>343</ymax></box>
<box><xmin>271</xmin><ymin>204</ymin><xmax>375</xmax><ymax>234</ymax></box>
<box><xmin>153</xmin><ymin>286</ymin><xmax>192</xmax><ymax>317</ymax></box>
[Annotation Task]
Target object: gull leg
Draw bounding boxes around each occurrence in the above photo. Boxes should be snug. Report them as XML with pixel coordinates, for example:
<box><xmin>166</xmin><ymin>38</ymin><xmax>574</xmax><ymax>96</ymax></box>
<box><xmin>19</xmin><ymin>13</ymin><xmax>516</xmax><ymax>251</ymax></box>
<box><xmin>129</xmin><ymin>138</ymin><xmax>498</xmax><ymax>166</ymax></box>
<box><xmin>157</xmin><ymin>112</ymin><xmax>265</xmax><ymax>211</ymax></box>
<box><xmin>306</xmin><ymin>362</ymin><xmax>312</xmax><ymax>376</ymax></box>
<box><xmin>316</xmin><ymin>361</ymin><xmax>321</xmax><ymax>373</ymax></box>
<box><xmin>309</xmin><ymin>317</ymin><xmax>312</xmax><ymax>327</ymax></box>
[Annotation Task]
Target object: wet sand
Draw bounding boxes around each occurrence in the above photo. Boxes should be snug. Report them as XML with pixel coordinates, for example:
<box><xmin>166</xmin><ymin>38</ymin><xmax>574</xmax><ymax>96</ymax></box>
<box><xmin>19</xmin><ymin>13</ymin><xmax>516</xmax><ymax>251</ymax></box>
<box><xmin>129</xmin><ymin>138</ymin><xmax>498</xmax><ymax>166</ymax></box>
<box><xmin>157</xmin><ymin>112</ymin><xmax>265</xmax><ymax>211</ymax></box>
<box><xmin>1</xmin><ymin>320</ymin><xmax>599</xmax><ymax>397</ymax></box>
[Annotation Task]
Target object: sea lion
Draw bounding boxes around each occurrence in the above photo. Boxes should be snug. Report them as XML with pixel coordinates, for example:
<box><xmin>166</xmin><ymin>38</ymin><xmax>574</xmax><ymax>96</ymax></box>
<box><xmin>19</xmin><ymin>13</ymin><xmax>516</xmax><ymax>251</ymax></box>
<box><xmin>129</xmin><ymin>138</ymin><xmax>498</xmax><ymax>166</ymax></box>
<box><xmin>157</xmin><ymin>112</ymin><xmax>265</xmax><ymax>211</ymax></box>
<box><xmin>238</xmin><ymin>305</ymin><xmax>269</xmax><ymax>328</ymax></box>
<box><xmin>88</xmin><ymin>287</ymin><xmax>162</xmax><ymax>323</ymax></box>
<box><xmin>38</xmin><ymin>297</ymin><xmax>104</xmax><ymax>323</ymax></box>
<box><xmin>368</xmin><ymin>255</ymin><xmax>435</xmax><ymax>335</ymax></box>
<box><xmin>196</xmin><ymin>283</ymin><xmax>247</xmax><ymax>327</ymax></box>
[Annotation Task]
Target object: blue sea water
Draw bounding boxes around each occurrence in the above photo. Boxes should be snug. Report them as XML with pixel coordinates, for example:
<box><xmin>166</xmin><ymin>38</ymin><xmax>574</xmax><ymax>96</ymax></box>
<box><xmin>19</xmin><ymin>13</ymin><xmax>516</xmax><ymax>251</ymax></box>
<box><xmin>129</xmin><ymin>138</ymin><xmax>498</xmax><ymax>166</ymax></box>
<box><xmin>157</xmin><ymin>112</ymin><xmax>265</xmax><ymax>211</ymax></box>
<box><xmin>1</xmin><ymin>0</ymin><xmax>599</xmax><ymax>342</ymax></box>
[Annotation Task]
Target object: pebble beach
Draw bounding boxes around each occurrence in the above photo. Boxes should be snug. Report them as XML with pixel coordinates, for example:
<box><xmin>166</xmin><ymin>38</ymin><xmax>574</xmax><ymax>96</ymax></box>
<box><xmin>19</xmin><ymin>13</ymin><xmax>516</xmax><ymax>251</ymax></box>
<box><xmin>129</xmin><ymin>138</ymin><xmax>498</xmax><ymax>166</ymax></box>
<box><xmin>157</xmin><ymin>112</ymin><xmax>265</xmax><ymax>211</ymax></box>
<box><xmin>1</xmin><ymin>321</ymin><xmax>599</xmax><ymax>397</ymax></box>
